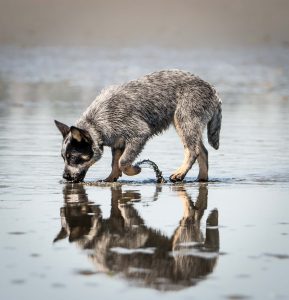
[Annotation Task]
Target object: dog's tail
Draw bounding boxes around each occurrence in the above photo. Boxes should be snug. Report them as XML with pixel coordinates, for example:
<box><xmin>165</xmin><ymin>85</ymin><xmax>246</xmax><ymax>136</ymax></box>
<box><xmin>207</xmin><ymin>99</ymin><xmax>222</xmax><ymax>150</ymax></box>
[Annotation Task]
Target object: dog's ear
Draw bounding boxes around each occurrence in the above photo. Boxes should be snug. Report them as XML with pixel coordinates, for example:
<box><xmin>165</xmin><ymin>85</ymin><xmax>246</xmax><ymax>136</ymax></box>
<box><xmin>70</xmin><ymin>126</ymin><xmax>92</xmax><ymax>143</ymax></box>
<box><xmin>53</xmin><ymin>227</ymin><xmax>68</xmax><ymax>243</ymax></box>
<box><xmin>55</xmin><ymin>120</ymin><xmax>70</xmax><ymax>138</ymax></box>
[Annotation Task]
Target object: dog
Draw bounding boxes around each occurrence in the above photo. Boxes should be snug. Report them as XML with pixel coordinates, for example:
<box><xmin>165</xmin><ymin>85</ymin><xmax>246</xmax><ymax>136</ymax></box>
<box><xmin>55</xmin><ymin>69</ymin><xmax>222</xmax><ymax>182</ymax></box>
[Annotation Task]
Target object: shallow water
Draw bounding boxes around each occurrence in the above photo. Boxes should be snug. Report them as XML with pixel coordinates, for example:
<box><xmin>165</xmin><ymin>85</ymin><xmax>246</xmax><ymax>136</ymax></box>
<box><xmin>0</xmin><ymin>46</ymin><xmax>289</xmax><ymax>300</ymax></box>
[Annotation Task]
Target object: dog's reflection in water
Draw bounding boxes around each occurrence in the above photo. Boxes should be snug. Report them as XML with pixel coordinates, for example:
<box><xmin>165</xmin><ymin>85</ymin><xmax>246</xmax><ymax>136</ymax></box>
<box><xmin>54</xmin><ymin>184</ymin><xmax>219</xmax><ymax>290</ymax></box>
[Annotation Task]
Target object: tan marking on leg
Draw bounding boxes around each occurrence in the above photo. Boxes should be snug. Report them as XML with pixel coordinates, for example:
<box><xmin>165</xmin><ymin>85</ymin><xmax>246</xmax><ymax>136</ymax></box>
<box><xmin>104</xmin><ymin>149</ymin><xmax>123</xmax><ymax>182</ymax></box>
<box><xmin>170</xmin><ymin>147</ymin><xmax>197</xmax><ymax>182</ymax></box>
<box><xmin>120</xmin><ymin>165</ymin><xmax>141</xmax><ymax>176</ymax></box>
<box><xmin>118</xmin><ymin>140</ymin><xmax>146</xmax><ymax>177</ymax></box>
<box><xmin>170</xmin><ymin>116</ymin><xmax>198</xmax><ymax>182</ymax></box>
<box><xmin>197</xmin><ymin>141</ymin><xmax>208</xmax><ymax>181</ymax></box>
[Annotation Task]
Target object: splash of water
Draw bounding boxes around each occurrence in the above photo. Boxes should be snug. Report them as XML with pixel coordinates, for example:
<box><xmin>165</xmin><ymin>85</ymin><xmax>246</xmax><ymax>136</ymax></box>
<box><xmin>135</xmin><ymin>159</ymin><xmax>166</xmax><ymax>183</ymax></box>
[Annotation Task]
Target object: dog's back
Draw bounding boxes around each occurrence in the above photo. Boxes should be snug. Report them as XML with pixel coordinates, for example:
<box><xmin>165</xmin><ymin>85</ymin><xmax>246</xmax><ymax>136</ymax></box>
<box><xmin>78</xmin><ymin>70</ymin><xmax>221</xmax><ymax>141</ymax></box>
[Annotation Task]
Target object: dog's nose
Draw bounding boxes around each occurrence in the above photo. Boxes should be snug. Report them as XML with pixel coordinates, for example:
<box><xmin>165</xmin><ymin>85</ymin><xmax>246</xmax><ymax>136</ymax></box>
<box><xmin>63</xmin><ymin>172</ymin><xmax>72</xmax><ymax>181</ymax></box>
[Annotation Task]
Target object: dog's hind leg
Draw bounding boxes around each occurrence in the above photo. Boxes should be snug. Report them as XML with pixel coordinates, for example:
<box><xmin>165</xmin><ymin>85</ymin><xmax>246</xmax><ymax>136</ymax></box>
<box><xmin>119</xmin><ymin>139</ymin><xmax>146</xmax><ymax>176</ymax></box>
<box><xmin>197</xmin><ymin>141</ymin><xmax>208</xmax><ymax>181</ymax></box>
<box><xmin>104</xmin><ymin>148</ymin><xmax>123</xmax><ymax>182</ymax></box>
<box><xmin>170</xmin><ymin>147</ymin><xmax>197</xmax><ymax>182</ymax></box>
<box><xmin>170</xmin><ymin>114</ymin><xmax>203</xmax><ymax>182</ymax></box>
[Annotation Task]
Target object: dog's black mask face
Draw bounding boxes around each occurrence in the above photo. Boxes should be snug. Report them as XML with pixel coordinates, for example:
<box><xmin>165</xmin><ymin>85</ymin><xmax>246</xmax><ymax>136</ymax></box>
<box><xmin>55</xmin><ymin>120</ymin><xmax>100</xmax><ymax>183</ymax></box>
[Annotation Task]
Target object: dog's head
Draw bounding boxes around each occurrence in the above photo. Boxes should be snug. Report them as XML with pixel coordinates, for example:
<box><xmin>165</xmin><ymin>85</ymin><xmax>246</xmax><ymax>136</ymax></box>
<box><xmin>54</xmin><ymin>120</ymin><xmax>103</xmax><ymax>182</ymax></box>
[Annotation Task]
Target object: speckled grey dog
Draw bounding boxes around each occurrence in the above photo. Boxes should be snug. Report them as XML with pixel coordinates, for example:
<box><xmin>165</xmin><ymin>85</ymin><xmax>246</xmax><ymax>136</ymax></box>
<box><xmin>55</xmin><ymin>70</ymin><xmax>222</xmax><ymax>182</ymax></box>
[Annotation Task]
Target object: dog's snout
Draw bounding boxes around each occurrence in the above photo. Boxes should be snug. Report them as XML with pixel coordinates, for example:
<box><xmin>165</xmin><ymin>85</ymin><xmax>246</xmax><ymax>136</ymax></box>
<box><xmin>63</xmin><ymin>172</ymin><xmax>72</xmax><ymax>181</ymax></box>
<box><xmin>63</xmin><ymin>170</ymin><xmax>86</xmax><ymax>182</ymax></box>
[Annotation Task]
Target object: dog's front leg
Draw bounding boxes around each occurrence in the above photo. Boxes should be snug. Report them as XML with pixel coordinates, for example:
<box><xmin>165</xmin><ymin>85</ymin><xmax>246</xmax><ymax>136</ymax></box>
<box><xmin>104</xmin><ymin>148</ymin><xmax>123</xmax><ymax>182</ymax></box>
<box><xmin>118</xmin><ymin>139</ymin><xmax>147</xmax><ymax>176</ymax></box>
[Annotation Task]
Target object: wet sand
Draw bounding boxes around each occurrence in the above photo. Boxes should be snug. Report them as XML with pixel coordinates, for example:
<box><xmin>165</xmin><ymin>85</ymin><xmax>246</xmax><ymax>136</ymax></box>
<box><xmin>0</xmin><ymin>46</ymin><xmax>289</xmax><ymax>299</ymax></box>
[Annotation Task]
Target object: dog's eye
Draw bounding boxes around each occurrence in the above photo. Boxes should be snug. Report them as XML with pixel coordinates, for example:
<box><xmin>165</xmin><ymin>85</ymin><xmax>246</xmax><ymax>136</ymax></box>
<box><xmin>66</xmin><ymin>154</ymin><xmax>70</xmax><ymax>160</ymax></box>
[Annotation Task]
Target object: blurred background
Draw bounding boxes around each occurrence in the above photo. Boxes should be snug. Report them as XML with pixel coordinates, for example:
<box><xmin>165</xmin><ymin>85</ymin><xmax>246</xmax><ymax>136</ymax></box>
<box><xmin>1</xmin><ymin>0</ymin><xmax>289</xmax><ymax>47</ymax></box>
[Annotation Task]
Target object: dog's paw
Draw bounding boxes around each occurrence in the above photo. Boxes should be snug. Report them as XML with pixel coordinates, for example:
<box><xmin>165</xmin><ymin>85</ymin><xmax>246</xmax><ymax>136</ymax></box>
<box><xmin>103</xmin><ymin>170</ymin><xmax>122</xmax><ymax>182</ymax></box>
<box><xmin>196</xmin><ymin>177</ymin><xmax>208</xmax><ymax>182</ymax></box>
<box><xmin>122</xmin><ymin>165</ymin><xmax>141</xmax><ymax>176</ymax></box>
<box><xmin>103</xmin><ymin>176</ymin><xmax>118</xmax><ymax>182</ymax></box>
<box><xmin>169</xmin><ymin>173</ymin><xmax>185</xmax><ymax>182</ymax></box>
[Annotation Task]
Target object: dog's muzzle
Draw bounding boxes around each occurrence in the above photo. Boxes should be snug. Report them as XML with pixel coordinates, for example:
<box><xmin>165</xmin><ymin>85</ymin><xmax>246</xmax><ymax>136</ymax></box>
<box><xmin>63</xmin><ymin>171</ymin><xmax>86</xmax><ymax>183</ymax></box>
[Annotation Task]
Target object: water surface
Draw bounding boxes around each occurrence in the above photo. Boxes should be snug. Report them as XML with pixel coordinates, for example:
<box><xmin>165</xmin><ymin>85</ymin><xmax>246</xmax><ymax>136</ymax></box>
<box><xmin>0</xmin><ymin>46</ymin><xmax>289</xmax><ymax>300</ymax></box>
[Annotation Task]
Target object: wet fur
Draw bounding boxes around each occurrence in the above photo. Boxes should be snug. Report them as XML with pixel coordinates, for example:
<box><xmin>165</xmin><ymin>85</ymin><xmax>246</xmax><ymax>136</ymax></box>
<box><xmin>55</xmin><ymin>69</ymin><xmax>222</xmax><ymax>182</ymax></box>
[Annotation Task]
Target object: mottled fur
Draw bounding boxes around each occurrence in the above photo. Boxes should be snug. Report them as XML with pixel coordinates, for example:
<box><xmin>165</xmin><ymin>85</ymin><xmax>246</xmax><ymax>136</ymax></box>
<box><xmin>55</xmin><ymin>69</ymin><xmax>222</xmax><ymax>182</ymax></box>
